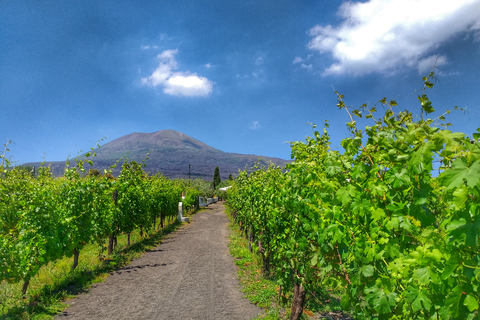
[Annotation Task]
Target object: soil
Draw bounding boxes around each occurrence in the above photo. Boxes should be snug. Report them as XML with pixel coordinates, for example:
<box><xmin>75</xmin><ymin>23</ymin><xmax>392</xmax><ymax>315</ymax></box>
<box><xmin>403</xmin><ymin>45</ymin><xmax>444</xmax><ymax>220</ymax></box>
<box><xmin>56</xmin><ymin>201</ymin><xmax>262</xmax><ymax>320</ymax></box>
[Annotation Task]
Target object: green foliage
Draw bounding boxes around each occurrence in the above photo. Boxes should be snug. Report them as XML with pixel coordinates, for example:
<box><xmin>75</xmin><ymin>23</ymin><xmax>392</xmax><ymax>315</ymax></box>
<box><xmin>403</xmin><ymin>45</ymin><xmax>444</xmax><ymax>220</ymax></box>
<box><xmin>182</xmin><ymin>187</ymin><xmax>200</xmax><ymax>209</ymax></box>
<box><xmin>0</xmin><ymin>164</ymin><xmax>59</xmax><ymax>287</ymax></box>
<box><xmin>184</xmin><ymin>178</ymin><xmax>216</xmax><ymax>198</ymax></box>
<box><xmin>227</xmin><ymin>211</ymin><xmax>280</xmax><ymax>318</ymax></box>
<box><xmin>229</xmin><ymin>73</ymin><xmax>480</xmax><ymax>319</ymax></box>
<box><xmin>0</xmin><ymin>217</ymin><xmax>182</xmax><ymax>319</ymax></box>
<box><xmin>0</xmin><ymin>147</ymin><xmax>187</xmax><ymax>296</ymax></box>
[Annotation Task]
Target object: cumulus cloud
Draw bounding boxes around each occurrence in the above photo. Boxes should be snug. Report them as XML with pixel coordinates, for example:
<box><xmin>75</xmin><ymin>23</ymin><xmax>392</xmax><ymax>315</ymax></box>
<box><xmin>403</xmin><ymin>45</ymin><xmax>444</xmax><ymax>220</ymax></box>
<box><xmin>308</xmin><ymin>0</ymin><xmax>480</xmax><ymax>76</ymax></box>
<box><xmin>142</xmin><ymin>49</ymin><xmax>213</xmax><ymax>97</ymax></box>
<box><xmin>250</xmin><ymin>121</ymin><xmax>261</xmax><ymax>130</ymax></box>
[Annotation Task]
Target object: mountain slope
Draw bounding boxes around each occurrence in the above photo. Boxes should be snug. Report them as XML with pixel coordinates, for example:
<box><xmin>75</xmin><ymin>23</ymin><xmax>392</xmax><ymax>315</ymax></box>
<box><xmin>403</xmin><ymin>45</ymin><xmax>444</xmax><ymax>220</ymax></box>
<box><xmin>24</xmin><ymin>130</ymin><xmax>290</xmax><ymax>179</ymax></box>
<box><xmin>95</xmin><ymin>130</ymin><xmax>221</xmax><ymax>159</ymax></box>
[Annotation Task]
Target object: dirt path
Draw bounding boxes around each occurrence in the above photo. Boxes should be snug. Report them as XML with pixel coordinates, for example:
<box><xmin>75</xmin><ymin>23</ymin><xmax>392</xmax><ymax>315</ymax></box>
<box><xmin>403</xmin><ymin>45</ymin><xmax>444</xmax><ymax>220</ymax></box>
<box><xmin>56</xmin><ymin>201</ymin><xmax>262</xmax><ymax>320</ymax></box>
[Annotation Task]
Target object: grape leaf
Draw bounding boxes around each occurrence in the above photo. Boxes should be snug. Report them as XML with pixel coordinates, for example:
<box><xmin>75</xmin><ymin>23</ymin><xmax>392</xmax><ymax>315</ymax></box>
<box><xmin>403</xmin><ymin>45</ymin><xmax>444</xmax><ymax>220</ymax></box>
<box><xmin>413</xmin><ymin>266</ymin><xmax>440</xmax><ymax>285</ymax></box>
<box><xmin>448</xmin><ymin>216</ymin><xmax>480</xmax><ymax>248</ymax></box>
<box><xmin>371</xmin><ymin>208</ymin><xmax>385</xmax><ymax>222</ymax></box>
<box><xmin>336</xmin><ymin>187</ymin><xmax>351</xmax><ymax>206</ymax></box>
<box><xmin>336</xmin><ymin>185</ymin><xmax>356</xmax><ymax>206</ymax></box>
<box><xmin>310</xmin><ymin>253</ymin><xmax>318</xmax><ymax>267</ymax></box>
<box><xmin>464</xmin><ymin>294</ymin><xmax>479</xmax><ymax>312</ymax></box>
<box><xmin>406</xmin><ymin>286</ymin><xmax>432</xmax><ymax>312</ymax></box>
<box><xmin>365</xmin><ymin>286</ymin><xmax>396</xmax><ymax>314</ymax></box>
<box><xmin>432</xmin><ymin>130</ymin><xmax>465</xmax><ymax>148</ymax></box>
<box><xmin>360</xmin><ymin>264</ymin><xmax>374</xmax><ymax>277</ymax></box>
<box><xmin>438</xmin><ymin>158</ymin><xmax>480</xmax><ymax>190</ymax></box>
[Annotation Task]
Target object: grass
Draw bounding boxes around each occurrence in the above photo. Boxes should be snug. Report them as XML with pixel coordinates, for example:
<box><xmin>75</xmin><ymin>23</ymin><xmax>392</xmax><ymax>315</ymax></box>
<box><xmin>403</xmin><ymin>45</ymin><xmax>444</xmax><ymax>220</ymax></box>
<box><xmin>225</xmin><ymin>205</ymin><xmax>348</xmax><ymax>320</ymax></box>
<box><xmin>0</xmin><ymin>217</ymin><xmax>183</xmax><ymax>320</ymax></box>
<box><xmin>227</xmin><ymin>223</ymin><xmax>283</xmax><ymax>319</ymax></box>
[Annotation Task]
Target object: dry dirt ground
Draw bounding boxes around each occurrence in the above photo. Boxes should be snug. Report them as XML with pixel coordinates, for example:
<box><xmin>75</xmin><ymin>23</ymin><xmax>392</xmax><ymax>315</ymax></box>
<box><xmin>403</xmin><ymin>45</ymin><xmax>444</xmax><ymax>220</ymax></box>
<box><xmin>56</xmin><ymin>201</ymin><xmax>262</xmax><ymax>320</ymax></box>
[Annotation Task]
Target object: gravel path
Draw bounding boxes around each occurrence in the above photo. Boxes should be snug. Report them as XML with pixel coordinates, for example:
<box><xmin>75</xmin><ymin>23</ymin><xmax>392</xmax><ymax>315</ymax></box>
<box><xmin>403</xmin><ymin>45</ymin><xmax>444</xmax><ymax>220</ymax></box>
<box><xmin>56</xmin><ymin>201</ymin><xmax>262</xmax><ymax>320</ymax></box>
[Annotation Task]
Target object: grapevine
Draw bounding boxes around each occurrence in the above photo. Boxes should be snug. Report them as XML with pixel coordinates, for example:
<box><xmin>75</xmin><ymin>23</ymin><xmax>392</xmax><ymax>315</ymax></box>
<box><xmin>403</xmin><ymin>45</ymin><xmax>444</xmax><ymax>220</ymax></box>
<box><xmin>229</xmin><ymin>73</ymin><xmax>480</xmax><ymax>320</ymax></box>
<box><xmin>0</xmin><ymin>149</ymin><xmax>186</xmax><ymax>296</ymax></box>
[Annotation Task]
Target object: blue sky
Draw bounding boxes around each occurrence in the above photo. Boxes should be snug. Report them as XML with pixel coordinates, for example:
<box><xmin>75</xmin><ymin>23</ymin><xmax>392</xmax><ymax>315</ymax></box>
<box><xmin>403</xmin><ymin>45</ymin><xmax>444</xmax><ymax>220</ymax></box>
<box><xmin>1</xmin><ymin>0</ymin><xmax>480</xmax><ymax>165</ymax></box>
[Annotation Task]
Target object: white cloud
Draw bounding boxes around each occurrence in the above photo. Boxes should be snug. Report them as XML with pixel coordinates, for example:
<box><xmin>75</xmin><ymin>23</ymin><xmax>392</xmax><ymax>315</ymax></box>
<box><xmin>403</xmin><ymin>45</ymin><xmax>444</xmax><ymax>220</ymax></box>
<box><xmin>163</xmin><ymin>73</ymin><xmax>213</xmax><ymax>96</ymax></box>
<box><xmin>301</xmin><ymin>64</ymin><xmax>313</xmax><ymax>70</ymax></box>
<box><xmin>140</xmin><ymin>45</ymin><xmax>159</xmax><ymax>50</ymax></box>
<box><xmin>255</xmin><ymin>56</ymin><xmax>264</xmax><ymax>66</ymax></box>
<box><xmin>293</xmin><ymin>55</ymin><xmax>314</xmax><ymax>70</ymax></box>
<box><xmin>250</xmin><ymin>121</ymin><xmax>261</xmax><ymax>130</ymax></box>
<box><xmin>417</xmin><ymin>55</ymin><xmax>448</xmax><ymax>74</ymax></box>
<box><xmin>308</xmin><ymin>0</ymin><xmax>480</xmax><ymax>76</ymax></box>
<box><xmin>142</xmin><ymin>49</ymin><xmax>213</xmax><ymax>97</ymax></box>
<box><xmin>293</xmin><ymin>56</ymin><xmax>304</xmax><ymax>64</ymax></box>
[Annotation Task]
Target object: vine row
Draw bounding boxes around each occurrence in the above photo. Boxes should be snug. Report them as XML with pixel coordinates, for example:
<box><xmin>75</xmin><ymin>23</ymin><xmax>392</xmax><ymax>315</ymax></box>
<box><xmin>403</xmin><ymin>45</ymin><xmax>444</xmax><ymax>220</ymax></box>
<box><xmin>0</xmin><ymin>154</ymin><xmax>186</xmax><ymax>295</ymax></box>
<box><xmin>228</xmin><ymin>73</ymin><xmax>480</xmax><ymax>320</ymax></box>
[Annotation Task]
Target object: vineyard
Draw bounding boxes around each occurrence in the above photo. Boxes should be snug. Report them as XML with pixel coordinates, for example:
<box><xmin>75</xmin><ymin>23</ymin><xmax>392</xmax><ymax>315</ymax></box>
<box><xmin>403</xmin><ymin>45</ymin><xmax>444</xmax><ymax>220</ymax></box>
<box><xmin>228</xmin><ymin>74</ymin><xmax>480</xmax><ymax>320</ymax></box>
<box><xmin>0</xmin><ymin>149</ymin><xmax>203</xmax><ymax>300</ymax></box>
<box><xmin>1</xmin><ymin>73</ymin><xmax>479</xmax><ymax>319</ymax></box>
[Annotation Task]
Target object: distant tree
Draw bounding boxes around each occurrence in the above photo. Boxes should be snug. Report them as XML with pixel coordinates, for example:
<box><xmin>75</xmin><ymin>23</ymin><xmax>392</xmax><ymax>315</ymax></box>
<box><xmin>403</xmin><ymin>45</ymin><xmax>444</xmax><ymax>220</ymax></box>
<box><xmin>104</xmin><ymin>172</ymin><xmax>115</xmax><ymax>180</ymax></box>
<box><xmin>213</xmin><ymin>166</ymin><xmax>221</xmax><ymax>190</ymax></box>
<box><xmin>87</xmin><ymin>169</ymin><xmax>101</xmax><ymax>178</ymax></box>
<box><xmin>17</xmin><ymin>165</ymin><xmax>34</xmax><ymax>172</ymax></box>
<box><xmin>228</xmin><ymin>173</ymin><xmax>233</xmax><ymax>180</ymax></box>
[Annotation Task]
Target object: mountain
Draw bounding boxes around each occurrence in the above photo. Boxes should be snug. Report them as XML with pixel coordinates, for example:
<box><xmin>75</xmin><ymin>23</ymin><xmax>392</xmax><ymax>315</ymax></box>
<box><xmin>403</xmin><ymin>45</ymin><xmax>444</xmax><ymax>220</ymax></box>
<box><xmin>23</xmin><ymin>130</ymin><xmax>291</xmax><ymax>179</ymax></box>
